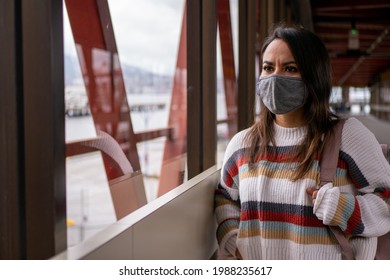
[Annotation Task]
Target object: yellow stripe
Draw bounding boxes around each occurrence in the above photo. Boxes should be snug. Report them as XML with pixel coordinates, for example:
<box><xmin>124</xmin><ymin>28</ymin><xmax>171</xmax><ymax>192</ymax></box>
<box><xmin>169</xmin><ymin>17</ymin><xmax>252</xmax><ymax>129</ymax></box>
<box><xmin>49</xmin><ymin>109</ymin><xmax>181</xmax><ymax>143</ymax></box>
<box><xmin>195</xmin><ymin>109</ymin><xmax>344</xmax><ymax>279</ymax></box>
<box><xmin>218</xmin><ymin>224</ymin><xmax>239</xmax><ymax>240</ymax></box>
<box><xmin>329</xmin><ymin>194</ymin><xmax>348</xmax><ymax>225</ymax></box>
<box><xmin>215</xmin><ymin>197</ymin><xmax>239</xmax><ymax>207</ymax></box>
<box><xmin>240</xmin><ymin>165</ymin><xmax>318</xmax><ymax>181</ymax></box>
<box><xmin>238</xmin><ymin>228</ymin><xmax>337</xmax><ymax>245</ymax></box>
<box><xmin>333</xmin><ymin>175</ymin><xmax>353</xmax><ymax>187</ymax></box>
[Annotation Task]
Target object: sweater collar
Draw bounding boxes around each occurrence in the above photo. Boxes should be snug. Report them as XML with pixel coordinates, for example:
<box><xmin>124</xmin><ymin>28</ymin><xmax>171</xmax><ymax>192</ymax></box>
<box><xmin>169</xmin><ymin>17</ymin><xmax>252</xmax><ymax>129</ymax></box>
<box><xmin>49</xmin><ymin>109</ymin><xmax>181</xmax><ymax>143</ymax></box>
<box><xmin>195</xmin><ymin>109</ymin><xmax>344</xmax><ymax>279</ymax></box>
<box><xmin>273</xmin><ymin>121</ymin><xmax>307</xmax><ymax>143</ymax></box>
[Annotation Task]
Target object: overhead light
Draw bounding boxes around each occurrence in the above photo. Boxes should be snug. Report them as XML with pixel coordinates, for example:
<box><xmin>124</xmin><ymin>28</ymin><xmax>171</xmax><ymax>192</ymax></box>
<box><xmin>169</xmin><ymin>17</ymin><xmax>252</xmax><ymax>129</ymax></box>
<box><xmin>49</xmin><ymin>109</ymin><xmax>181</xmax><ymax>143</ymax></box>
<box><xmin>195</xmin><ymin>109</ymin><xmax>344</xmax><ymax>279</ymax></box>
<box><xmin>348</xmin><ymin>20</ymin><xmax>359</xmax><ymax>50</ymax></box>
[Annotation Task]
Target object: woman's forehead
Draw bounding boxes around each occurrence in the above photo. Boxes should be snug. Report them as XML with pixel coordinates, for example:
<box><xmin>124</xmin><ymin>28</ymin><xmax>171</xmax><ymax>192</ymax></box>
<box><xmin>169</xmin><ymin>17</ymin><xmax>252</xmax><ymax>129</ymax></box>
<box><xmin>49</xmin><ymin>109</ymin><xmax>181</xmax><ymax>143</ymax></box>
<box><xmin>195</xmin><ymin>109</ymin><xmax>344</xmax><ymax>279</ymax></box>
<box><xmin>263</xmin><ymin>39</ymin><xmax>295</xmax><ymax>61</ymax></box>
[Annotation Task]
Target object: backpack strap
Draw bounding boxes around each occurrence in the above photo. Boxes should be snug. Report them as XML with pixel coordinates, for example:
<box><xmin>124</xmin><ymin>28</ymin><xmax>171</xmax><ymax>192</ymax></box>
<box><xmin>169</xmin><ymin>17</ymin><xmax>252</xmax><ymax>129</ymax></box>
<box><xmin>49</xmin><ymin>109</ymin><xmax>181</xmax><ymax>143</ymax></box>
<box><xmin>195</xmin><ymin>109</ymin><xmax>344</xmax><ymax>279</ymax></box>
<box><xmin>381</xmin><ymin>144</ymin><xmax>390</xmax><ymax>163</ymax></box>
<box><xmin>320</xmin><ymin>119</ymin><xmax>346</xmax><ymax>186</ymax></box>
<box><xmin>320</xmin><ymin>118</ymin><xmax>355</xmax><ymax>260</ymax></box>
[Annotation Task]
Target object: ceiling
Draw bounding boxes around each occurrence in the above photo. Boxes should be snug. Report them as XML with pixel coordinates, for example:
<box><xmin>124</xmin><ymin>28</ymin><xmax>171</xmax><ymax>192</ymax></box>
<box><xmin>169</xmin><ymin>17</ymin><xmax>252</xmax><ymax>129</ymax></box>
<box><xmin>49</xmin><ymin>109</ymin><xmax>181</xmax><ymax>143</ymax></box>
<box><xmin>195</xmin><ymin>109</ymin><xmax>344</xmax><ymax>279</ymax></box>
<box><xmin>310</xmin><ymin>0</ymin><xmax>390</xmax><ymax>87</ymax></box>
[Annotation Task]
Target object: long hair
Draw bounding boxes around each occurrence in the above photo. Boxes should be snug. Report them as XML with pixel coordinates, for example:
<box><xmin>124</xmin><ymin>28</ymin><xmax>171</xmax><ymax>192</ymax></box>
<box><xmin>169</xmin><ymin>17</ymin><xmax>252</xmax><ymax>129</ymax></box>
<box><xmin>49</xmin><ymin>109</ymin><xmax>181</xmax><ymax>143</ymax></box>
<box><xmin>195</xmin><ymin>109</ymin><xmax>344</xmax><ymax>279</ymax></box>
<box><xmin>244</xmin><ymin>24</ymin><xmax>339</xmax><ymax>180</ymax></box>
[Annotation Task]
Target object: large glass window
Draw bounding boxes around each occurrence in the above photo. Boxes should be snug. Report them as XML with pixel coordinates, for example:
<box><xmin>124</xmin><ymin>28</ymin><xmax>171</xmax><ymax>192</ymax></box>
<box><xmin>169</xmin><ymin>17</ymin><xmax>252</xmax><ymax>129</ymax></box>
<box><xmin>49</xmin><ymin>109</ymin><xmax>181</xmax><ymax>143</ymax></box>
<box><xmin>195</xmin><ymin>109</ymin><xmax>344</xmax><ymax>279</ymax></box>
<box><xmin>64</xmin><ymin>5</ymin><xmax>113</xmax><ymax>247</ymax></box>
<box><xmin>64</xmin><ymin>0</ymin><xmax>186</xmax><ymax>247</ymax></box>
<box><xmin>108</xmin><ymin>0</ymin><xmax>186</xmax><ymax>200</ymax></box>
<box><xmin>216</xmin><ymin>0</ymin><xmax>239</xmax><ymax>167</ymax></box>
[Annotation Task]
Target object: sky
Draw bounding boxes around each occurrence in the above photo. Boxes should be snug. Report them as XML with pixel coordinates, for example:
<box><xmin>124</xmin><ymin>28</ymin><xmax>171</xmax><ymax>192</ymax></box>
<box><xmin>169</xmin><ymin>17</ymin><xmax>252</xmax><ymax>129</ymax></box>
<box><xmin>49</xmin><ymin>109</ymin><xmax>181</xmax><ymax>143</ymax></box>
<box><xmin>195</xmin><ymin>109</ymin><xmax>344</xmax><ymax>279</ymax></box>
<box><xmin>64</xmin><ymin>0</ymin><xmax>238</xmax><ymax>76</ymax></box>
<box><xmin>65</xmin><ymin>0</ymin><xmax>184</xmax><ymax>76</ymax></box>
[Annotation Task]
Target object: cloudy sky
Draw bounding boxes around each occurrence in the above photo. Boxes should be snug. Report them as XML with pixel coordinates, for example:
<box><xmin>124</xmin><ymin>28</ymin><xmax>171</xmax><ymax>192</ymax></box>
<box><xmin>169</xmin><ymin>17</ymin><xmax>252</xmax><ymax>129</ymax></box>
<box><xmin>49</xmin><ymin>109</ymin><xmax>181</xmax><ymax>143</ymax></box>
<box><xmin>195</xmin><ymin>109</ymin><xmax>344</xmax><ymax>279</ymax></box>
<box><xmin>64</xmin><ymin>0</ymin><xmax>238</xmax><ymax>76</ymax></box>
<box><xmin>65</xmin><ymin>0</ymin><xmax>184</xmax><ymax>76</ymax></box>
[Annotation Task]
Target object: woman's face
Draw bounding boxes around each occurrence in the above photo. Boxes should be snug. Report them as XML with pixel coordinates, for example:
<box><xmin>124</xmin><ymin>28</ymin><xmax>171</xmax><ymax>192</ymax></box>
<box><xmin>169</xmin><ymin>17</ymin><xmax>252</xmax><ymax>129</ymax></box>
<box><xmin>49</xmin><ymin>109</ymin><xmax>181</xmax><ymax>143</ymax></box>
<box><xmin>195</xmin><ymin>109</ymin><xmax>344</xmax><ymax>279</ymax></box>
<box><xmin>261</xmin><ymin>39</ymin><xmax>301</xmax><ymax>78</ymax></box>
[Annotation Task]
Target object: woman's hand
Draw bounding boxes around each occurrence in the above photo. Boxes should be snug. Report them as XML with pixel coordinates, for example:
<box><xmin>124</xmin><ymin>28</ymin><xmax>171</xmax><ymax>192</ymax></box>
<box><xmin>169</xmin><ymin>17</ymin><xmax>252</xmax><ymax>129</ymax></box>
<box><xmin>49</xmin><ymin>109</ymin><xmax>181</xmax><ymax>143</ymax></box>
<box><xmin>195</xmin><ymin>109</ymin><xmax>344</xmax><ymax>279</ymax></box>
<box><xmin>306</xmin><ymin>187</ymin><xmax>319</xmax><ymax>205</ymax></box>
<box><xmin>306</xmin><ymin>183</ymin><xmax>337</xmax><ymax>224</ymax></box>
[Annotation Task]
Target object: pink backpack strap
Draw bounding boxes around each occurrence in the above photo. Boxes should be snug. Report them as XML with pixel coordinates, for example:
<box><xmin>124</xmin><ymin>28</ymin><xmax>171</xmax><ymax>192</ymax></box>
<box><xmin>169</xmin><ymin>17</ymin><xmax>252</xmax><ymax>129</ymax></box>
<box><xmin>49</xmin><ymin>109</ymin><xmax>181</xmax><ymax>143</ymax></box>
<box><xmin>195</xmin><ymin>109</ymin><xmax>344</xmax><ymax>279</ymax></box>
<box><xmin>381</xmin><ymin>144</ymin><xmax>389</xmax><ymax>163</ymax></box>
<box><xmin>319</xmin><ymin>119</ymin><xmax>346</xmax><ymax>186</ymax></box>
<box><xmin>320</xmin><ymin>118</ymin><xmax>355</xmax><ymax>260</ymax></box>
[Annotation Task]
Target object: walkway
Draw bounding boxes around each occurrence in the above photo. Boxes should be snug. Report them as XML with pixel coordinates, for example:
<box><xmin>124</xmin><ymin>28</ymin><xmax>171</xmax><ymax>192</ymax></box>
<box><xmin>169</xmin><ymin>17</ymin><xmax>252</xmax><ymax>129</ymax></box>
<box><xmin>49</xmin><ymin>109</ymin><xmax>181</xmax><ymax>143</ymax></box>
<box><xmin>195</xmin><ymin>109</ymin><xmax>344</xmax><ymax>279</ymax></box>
<box><xmin>352</xmin><ymin>114</ymin><xmax>390</xmax><ymax>146</ymax></box>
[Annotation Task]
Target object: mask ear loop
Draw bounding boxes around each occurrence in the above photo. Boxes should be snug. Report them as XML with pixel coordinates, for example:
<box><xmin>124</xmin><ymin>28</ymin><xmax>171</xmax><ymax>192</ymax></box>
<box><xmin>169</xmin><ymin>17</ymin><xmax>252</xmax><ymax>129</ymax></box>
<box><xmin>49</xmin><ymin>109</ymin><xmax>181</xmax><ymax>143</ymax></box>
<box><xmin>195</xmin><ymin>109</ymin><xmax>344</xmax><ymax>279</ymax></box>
<box><xmin>255</xmin><ymin>76</ymin><xmax>262</xmax><ymax>96</ymax></box>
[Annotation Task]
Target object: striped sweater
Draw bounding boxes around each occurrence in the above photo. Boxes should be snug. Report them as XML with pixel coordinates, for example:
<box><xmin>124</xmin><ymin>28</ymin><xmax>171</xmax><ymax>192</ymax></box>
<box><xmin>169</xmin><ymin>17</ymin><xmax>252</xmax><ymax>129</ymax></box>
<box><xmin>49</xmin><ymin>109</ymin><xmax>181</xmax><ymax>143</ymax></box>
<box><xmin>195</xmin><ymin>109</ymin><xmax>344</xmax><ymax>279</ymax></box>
<box><xmin>215</xmin><ymin>117</ymin><xmax>390</xmax><ymax>260</ymax></box>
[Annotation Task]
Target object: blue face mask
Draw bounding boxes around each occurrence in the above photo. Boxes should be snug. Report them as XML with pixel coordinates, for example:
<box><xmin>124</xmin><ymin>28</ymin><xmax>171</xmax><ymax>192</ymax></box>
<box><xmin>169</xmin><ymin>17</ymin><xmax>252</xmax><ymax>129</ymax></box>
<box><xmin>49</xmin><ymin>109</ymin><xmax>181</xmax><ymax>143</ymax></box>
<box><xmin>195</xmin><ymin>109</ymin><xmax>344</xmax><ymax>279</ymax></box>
<box><xmin>256</xmin><ymin>75</ymin><xmax>307</xmax><ymax>115</ymax></box>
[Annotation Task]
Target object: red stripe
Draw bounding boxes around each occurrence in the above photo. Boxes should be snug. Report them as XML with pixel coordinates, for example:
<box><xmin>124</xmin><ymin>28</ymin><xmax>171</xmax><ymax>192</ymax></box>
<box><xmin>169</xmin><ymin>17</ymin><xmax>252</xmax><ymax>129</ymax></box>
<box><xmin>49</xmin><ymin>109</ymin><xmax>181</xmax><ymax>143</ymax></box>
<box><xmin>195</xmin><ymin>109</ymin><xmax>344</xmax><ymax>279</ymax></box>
<box><xmin>224</xmin><ymin>149</ymin><xmax>317</xmax><ymax>188</ymax></box>
<box><xmin>349</xmin><ymin>173</ymin><xmax>362</xmax><ymax>189</ymax></box>
<box><xmin>337</xmin><ymin>159</ymin><xmax>348</xmax><ymax>169</ymax></box>
<box><xmin>236</xmin><ymin>155</ymin><xmax>250</xmax><ymax>167</ymax></box>
<box><xmin>379</xmin><ymin>189</ymin><xmax>390</xmax><ymax>199</ymax></box>
<box><xmin>240</xmin><ymin>210</ymin><xmax>324</xmax><ymax>227</ymax></box>
<box><xmin>234</xmin><ymin>152</ymin><xmax>302</xmax><ymax>170</ymax></box>
<box><xmin>255</xmin><ymin>153</ymin><xmax>300</xmax><ymax>164</ymax></box>
<box><xmin>217</xmin><ymin>218</ymin><xmax>240</xmax><ymax>231</ymax></box>
<box><xmin>224</xmin><ymin>172</ymin><xmax>234</xmax><ymax>188</ymax></box>
<box><xmin>221</xmin><ymin>217</ymin><xmax>240</xmax><ymax>224</ymax></box>
<box><xmin>223</xmin><ymin>164</ymin><xmax>237</xmax><ymax>188</ymax></box>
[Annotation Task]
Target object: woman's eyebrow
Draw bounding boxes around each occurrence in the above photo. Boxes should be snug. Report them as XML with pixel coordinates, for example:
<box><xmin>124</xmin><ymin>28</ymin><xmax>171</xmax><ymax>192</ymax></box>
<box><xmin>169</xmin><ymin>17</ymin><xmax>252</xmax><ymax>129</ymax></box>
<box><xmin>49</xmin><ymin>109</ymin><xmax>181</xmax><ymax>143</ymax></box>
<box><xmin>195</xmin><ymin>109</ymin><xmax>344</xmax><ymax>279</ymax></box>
<box><xmin>282</xmin><ymin>61</ymin><xmax>297</xmax><ymax>66</ymax></box>
<box><xmin>262</xmin><ymin>60</ymin><xmax>297</xmax><ymax>65</ymax></box>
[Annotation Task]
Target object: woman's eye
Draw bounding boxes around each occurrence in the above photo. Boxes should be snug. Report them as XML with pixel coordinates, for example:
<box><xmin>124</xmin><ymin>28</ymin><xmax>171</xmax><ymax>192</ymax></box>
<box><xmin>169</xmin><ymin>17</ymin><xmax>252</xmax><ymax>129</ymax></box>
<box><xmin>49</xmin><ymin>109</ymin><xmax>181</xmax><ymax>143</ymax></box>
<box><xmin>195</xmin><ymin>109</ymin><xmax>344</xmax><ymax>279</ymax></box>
<box><xmin>262</xmin><ymin>65</ymin><xmax>273</xmax><ymax>72</ymax></box>
<box><xmin>285</xmin><ymin>66</ymin><xmax>298</xmax><ymax>72</ymax></box>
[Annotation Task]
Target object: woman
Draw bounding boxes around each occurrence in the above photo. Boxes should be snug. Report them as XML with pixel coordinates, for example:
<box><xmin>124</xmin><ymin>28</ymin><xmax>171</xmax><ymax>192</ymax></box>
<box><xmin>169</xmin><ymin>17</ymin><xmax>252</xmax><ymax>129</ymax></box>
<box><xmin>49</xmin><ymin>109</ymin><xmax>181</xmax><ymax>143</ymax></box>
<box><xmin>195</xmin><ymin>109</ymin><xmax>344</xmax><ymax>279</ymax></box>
<box><xmin>215</xmin><ymin>24</ymin><xmax>390</xmax><ymax>260</ymax></box>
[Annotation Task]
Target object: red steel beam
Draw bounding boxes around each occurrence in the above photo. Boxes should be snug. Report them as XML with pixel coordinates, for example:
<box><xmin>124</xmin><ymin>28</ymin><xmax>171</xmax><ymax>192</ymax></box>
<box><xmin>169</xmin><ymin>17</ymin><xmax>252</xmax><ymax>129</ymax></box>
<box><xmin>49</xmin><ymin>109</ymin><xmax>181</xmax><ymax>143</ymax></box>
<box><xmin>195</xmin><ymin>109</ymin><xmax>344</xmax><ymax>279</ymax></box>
<box><xmin>218</xmin><ymin>0</ymin><xmax>238</xmax><ymax>138</ymax></box>
<box><xmin>65</xmin><ymin>0</ymin><xmax>141</xmax><ymax>180</ymax></box>
<box><xmin>157</xmin><ymin>2</ymin><xmax>187</xmax><ymax>196</ymax></box>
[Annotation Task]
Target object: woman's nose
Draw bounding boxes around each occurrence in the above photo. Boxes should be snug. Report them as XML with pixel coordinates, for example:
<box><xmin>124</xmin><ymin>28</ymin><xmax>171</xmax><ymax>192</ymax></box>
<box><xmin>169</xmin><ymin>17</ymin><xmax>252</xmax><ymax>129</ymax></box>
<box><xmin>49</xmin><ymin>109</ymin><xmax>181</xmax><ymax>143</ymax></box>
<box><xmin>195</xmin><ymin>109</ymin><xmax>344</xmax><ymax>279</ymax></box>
<box><xmin>273</xmin><ymin>67</ymin><xmax>283</xmax><ymax>75</ymax></box>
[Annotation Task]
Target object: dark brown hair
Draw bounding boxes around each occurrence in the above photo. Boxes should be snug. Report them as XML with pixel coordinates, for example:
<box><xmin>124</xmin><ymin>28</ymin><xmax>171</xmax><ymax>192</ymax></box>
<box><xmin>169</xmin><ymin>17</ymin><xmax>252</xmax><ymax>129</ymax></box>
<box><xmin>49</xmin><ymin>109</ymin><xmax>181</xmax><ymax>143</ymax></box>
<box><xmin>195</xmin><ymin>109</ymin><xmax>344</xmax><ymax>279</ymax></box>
<box><xmin>245</xmin><ymin>24</ymin><xmax>339</xmax><ymax>180</ymax></box>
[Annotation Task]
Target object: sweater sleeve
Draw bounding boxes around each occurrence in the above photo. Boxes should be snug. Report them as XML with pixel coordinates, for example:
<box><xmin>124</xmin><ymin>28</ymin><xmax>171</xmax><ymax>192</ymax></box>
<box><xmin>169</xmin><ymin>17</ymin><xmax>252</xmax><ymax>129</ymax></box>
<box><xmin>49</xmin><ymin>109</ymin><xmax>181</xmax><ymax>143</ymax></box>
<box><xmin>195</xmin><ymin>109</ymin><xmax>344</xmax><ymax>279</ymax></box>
<box><xmin>314</xmin><ymin>118</ymin><xmax>390</xmax><ymax>237</ymax></box>
<box><xmin>215</xmin><ymin>131</ymin><xmax>246</xmax><ymax>257</ymax></box>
